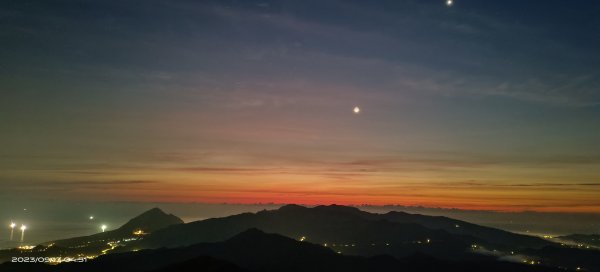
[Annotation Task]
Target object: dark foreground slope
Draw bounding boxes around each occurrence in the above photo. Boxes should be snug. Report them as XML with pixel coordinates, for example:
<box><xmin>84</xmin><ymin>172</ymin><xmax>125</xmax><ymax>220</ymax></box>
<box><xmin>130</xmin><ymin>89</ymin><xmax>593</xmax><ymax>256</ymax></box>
<box><xmin>0</xmin><ymin>229</ymin><xmax>564</xmax><ymax>272</ymax></box>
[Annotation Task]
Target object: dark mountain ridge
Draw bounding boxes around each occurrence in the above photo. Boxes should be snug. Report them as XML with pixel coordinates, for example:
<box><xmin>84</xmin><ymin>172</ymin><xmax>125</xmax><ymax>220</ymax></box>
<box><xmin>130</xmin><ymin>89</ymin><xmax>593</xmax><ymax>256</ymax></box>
<box><xmin>139</xmin><ymin>204</ymin><xmax>549</xmax><ymax>252</ymax></box>
<box><xmin>2</xmin><ymin>205</ymin><xmax>596</xmax><ymax>271</ymax></box>
<box><xmin>0</xmin><ymin>229</ymin><xmax>564</xmax><ymax>272</ymax></box>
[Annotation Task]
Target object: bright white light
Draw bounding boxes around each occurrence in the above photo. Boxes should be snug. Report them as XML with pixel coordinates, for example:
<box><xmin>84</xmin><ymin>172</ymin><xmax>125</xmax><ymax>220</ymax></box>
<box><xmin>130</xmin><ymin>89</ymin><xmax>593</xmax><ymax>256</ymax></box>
<box><xmin>446</xmin><ymin>0</ymin><xmax>453</xmax><ymax>6</ymax></box>
<box><xmin>89</xmin><ymin>216</ymin><xmax>94</xmax><ymax>220</ymax></box>
<box><xmin>101</xmin><ymin>225</ymin><xmax>107</xmax><ymax>232</ymax></box>
<box><xmin>353</xmin><ymin>106</ymin><xmax>360</xmax><ymax>114</ymax></box>
<box><xmin>9</xmin><ymin>222</ymin><xmax>17</xmax><ymax>241</ymax></box>
<box><xmin>20</xmin><ymin>225</ymin><xmax>27</xmax><ymax>242</ymax></box>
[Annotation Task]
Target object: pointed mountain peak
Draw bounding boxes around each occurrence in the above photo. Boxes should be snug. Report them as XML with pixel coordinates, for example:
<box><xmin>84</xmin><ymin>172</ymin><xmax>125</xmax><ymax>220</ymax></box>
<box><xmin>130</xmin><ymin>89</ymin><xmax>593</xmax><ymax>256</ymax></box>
<box><xmin>138</xmin><ymin>207</ymin><xmax>169</xmax><ymax>217</ymax></box>
<box><xmin>118</xmin><ymin>207</ymin><xmax>184</xmax><ymax>233</ymax></box>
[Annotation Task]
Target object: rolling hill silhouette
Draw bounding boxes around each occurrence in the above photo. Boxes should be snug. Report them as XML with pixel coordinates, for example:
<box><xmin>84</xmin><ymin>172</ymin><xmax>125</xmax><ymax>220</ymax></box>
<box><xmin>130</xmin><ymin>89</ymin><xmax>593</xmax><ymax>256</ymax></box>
<box><xmin>137</xmin><ymin>204</ymin><xmax>548</xmax><ymax>258</ymax></box>
<box><xmin>0</xmin><ymin>229</ymin><xmax>564</xmax><ymax>272</ymax></box>
<box><xmin>2</xmin><ymin>205</ymin><xmax>598</xmax><ymax>271</ymax></box>
<box><xmin>129</xmin><ymin>205</ymin><xmax>598</xmax><ymax>270</ymax></box>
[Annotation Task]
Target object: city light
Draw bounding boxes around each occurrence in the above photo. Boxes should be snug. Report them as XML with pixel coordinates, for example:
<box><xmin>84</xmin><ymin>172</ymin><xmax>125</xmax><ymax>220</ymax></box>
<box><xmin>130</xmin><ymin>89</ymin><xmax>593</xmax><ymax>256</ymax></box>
<box><xmin>133</xmin><ymin>229</ymin><xmax>147</xmax><ymax>236</ymax></box>
<box><xmin>18</xmin><ymin>245</ymin><xmax>35</xmax><ymax>250</ymax></box>
<box><xmin>101</xmin><ymin>225</ymin><xmax>107</xmax><ymax>232</ymax></box>
<box><xmin>20</xmin><ymin>225</ymin><xmax>27</xmax><ymax>242</ymax></box>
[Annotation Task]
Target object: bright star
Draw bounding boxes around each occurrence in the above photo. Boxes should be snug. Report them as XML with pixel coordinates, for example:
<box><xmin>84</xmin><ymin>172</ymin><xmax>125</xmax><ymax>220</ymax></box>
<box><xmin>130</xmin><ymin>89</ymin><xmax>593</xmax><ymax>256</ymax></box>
<box><xmin>446</xmin><ymin>0</ymin><xmax>453</xmax><ymax>6</ymax></box>
<box><xmin>353</xmin><ymin>106</ymin><xmax>360</xmax><ymax>114</ymax></box>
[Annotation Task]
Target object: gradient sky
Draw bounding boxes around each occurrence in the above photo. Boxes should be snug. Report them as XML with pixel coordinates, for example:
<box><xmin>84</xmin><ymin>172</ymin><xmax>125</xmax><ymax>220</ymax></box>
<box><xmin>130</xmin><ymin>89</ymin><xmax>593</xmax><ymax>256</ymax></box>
<box><xmin>1</xmin><ymin>0</ymin><xmax>600</xmax><ymax>212</ymax></box>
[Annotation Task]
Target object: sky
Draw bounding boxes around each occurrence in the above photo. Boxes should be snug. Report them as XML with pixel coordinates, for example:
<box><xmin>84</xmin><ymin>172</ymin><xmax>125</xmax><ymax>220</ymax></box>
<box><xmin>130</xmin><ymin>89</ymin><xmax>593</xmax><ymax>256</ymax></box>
<box><xmin>1</xmin><ymin>0</ymin><xmax>600</xmax><ymax>213</ymax></box>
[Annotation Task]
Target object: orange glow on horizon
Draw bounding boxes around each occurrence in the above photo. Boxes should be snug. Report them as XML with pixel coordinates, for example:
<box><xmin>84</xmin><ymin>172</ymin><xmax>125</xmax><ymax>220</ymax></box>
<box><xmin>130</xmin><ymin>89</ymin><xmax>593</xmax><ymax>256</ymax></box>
<box><xmin>65</xmin><ymin>178</ymin><xmax>600</xmax><ymax>213</ymax></box>
<box><xmin>9</xmin><ymin>155</ymin><xmax>600</xmax><ymax>214</ymax></box>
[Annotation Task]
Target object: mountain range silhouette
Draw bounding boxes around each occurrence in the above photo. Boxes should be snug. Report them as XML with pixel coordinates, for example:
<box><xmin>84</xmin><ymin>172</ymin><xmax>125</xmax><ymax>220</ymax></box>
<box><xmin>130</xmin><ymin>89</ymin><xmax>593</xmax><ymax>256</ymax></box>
<box><xmin>1</xmin><ymin>205</ymin><xmax>598</xmax><ymax>271</ymax></box>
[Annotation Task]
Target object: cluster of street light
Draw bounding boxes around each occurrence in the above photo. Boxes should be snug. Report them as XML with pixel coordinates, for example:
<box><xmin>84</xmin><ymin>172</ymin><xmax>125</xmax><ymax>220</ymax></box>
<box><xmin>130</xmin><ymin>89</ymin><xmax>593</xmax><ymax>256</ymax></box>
<box><xmin>8</xmin><ymin>222</ymin><xmax>27</xmax><ymax>242</ymax></box>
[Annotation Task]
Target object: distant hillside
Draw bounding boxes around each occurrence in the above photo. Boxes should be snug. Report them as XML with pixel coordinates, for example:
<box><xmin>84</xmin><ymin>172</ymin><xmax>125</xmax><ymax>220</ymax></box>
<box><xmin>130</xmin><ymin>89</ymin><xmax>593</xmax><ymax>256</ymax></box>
<box><xmin>379</xmin><ymin>210</ymin><xmax>550</xmax><ymax>249</ymax></box>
